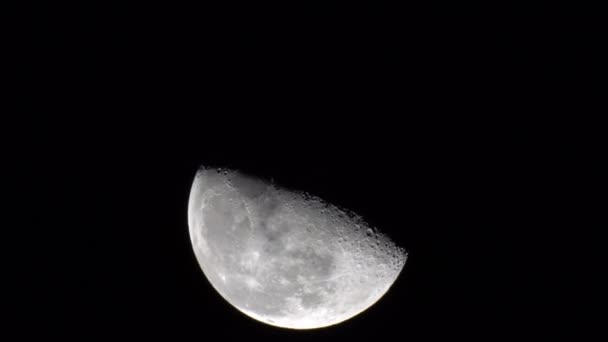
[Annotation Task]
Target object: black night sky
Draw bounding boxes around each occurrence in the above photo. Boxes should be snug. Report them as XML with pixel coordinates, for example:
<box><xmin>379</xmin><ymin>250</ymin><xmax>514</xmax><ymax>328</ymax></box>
<box><xmin>20</xmin><ymin>3</ymin><xmax>602</xmax><ymax>341</ymax></box>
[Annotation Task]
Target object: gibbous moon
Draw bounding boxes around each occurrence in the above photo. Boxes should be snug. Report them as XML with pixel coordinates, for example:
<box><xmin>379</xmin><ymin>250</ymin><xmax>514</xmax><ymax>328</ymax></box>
<box><xmin>188</xmin><ymin>167</ymin><xmax>407</xmax><ymax>329</ymax></box>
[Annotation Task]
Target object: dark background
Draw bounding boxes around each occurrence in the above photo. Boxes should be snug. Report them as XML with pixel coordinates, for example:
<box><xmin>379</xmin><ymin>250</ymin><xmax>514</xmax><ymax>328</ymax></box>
<box><xmin>18</xmin><ymin>3</ymin><xmax>602</xmax><ymax>341</ymax></box>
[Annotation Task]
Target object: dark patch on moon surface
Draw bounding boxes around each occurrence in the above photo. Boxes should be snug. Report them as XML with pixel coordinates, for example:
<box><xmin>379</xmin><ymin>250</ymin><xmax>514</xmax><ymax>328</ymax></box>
<box><xmin>229</xmin><ymin>172</ymin><xmax>268</xmax><ymax>199</ymax></box>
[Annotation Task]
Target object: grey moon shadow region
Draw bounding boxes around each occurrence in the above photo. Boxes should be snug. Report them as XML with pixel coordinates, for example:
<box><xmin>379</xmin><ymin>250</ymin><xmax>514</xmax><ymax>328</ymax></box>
<box><xmin>187</xmin><ymin>167</ymin><xmax>408</xmax><ymax>329</ymax></box>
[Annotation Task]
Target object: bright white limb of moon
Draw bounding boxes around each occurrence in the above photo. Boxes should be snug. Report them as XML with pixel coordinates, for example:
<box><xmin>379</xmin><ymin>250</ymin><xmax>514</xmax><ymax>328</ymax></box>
<box><xmin>188</xmin><ymin>167</ymin><xmax>407</xmax><ymax>329</ymax></box>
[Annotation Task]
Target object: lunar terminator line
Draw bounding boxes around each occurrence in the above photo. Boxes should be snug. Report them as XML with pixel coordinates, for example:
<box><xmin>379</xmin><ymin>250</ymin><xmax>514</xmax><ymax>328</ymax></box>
<box><xmin>188</xmin><ymin>167</ymin><xmax>407</xmax><ymax>329</ymax></box>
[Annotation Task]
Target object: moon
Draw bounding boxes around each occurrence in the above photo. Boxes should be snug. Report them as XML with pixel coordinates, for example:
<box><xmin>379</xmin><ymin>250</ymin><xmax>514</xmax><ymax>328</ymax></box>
<box><xmin>188</xmin><ymin>167</ymin><xmax>407</xmax><ymax>329</ymax></box>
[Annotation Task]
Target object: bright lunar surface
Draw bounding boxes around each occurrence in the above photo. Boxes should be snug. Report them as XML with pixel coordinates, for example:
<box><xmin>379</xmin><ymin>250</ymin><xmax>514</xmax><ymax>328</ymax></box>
<box><xmin>188</xmin><ymin>167</ymin><xmax>407</xmax><ymax>329</ymax></box>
